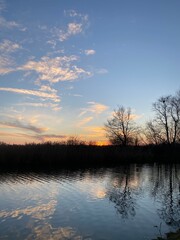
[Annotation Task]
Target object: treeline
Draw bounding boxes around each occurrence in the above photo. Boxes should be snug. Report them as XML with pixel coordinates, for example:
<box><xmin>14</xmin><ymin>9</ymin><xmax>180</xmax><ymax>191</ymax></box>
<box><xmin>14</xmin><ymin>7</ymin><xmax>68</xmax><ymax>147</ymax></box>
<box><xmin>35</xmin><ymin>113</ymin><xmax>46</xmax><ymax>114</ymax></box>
<box><xmin>0</xmin><ymin>89</ymin><xmax>180</xmax><ymax>170</ymax></box>
<box><xmin>0</xmin><ymin>142</ymin><xmax>180</xmax><ymax>170</ymax></box>
<box><xmin>105</xmin><ymin>89</ymin><xmax>180</xmax><ymax>146</ymax></box>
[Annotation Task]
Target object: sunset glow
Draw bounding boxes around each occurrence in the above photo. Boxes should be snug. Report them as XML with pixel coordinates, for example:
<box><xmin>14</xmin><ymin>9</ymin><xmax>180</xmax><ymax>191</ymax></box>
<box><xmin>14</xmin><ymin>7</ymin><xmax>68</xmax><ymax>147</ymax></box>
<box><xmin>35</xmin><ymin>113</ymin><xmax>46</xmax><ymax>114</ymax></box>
<box><xmin>0</xmin><ymin>0</ymin><xmax>180</xmax><ymax>144</ymax></box>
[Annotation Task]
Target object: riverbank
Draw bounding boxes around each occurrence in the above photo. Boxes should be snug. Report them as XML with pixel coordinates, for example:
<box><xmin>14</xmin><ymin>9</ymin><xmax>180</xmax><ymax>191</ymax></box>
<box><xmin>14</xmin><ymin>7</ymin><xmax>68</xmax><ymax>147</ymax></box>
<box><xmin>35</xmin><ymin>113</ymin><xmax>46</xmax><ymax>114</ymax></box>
<box><xmin>0</xmin><ymin>143</ymin><xmax>180</xmax><ymax>170</ymax></box>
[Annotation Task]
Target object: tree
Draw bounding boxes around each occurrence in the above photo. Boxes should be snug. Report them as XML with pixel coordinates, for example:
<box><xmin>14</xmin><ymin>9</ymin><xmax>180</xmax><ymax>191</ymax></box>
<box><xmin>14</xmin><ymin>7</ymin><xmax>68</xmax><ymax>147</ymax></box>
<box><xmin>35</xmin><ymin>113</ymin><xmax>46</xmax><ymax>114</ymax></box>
<box><xmin>145</xmin><ymin>120</ymin><xmax>164</xmax><ymax>145</ymax></box>
<box><xmin>66</xmin><ymin>136</ymin><xmax>85</xmax><ymax>145</ymax></box>
<box><xmin>153</xmin><ymin>96</ymin><xmax>171</xmax><ymax>144</ymax></box>
<box><xmin>104</xmin><ymin>106</ymin><xmax>138</xmax><ymax>146</ymax></box>
<box><xmin>170</xmin><ymin>90</ymin><xmax>180</xmax><ymax>144</ymax></box>
<box><xmin>151</xmin><ymin>91</ymin><xmax>180</xmax><ymax>144</ymax></box>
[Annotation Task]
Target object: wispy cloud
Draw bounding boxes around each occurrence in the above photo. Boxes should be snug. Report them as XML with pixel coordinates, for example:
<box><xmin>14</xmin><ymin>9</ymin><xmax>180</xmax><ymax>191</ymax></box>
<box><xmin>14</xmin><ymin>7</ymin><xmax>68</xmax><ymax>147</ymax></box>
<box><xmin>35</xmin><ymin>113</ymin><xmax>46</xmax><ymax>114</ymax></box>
<box><xmin>34</xmin><ymin>134</ymin><xmax>66</xmax><ymax>142</ymax></box>
<box><xmin>19</xmin><ymin>56</ymin><xmax>91</xmax><ymax>83</ymax></box>
<box><xmin>64</xmin><ymin>10</ymin><xmax>88</xmax><ymax>21</ymax></box>
<box><xmin>0</xmin><ymin>0</ymin><xmax>5</xmax><ymax>12</ymax></box>
<box><xmin>39</xmin><ymin>85</ymin><xmax>57</xmax><ymax>93</ymax></box>
<box><xmin>0</xmin><ymin>39</ymin><xmax>21</xmax><ymax>53</ymax></box>
<box><xmin>96</xmin><ymin>68</ymin><xmax>109</xmax><ymax>74</ymax></box>
<box><xmin>79</xmin><ymin>102</ymin><xmax>109</xmax><ymax>117</ymax></box>
<box><xmin>72</xmin><ymin>94</ymin><xmax>83</xmax><ymax>97</ymax></box>
<box><xmin>0</xmin><ymin>55</ymin><xmax>15</xmax><ymax>74</ymax></box>
<box><xmin>58</xmin><ymin>23</ymin><xmax>83</xmax><ymax>42</ymax></box>
<box><xmin>0</xmin><ymin>15</ymin><xmax>26</xmax><ymax>31</ymax></box>
<box><xmin>54</xmin><ymin>10</ymin><xmax>88</xmax><ymax>42</ymax></box>
<box><xmin>0</xmin><ymin>16</ymin><xmax>21</xmax><ymax>29</ymax></box>
<box><xmin>0</xmin><ymin>87</ymin><xmax>60</xmax><ymax>102</ymax></box>
<box><xmin>0</xmin><ymin>40</ymin><xmax>22</xmax><ymax>75</ymax></box>
<box><xmin>17</xmin><ymin>102</ymin><xmax>61</xmax><ymax>111</ymax></box>
<box><xmin>85</xmin><ymin>49</ymin><xmax>96</xmax><ymax>56</ymax></box>
<box><xmin>0</xmin><ymin>0</ymin><xmax>26</xmax><ymax>31</ymax></box>
<box><xmin>80</xmin><ymin>126</ymin><xmax>106</xmax><ymax>142</ymax></box>
<box><xmin>0</xmin><ymin>120</ymin><xmax>47</xmax><ymax>134</ymax></box>
<box><xmin>77</xmin><ymin>116</ymin><xmax>93</xmax><ymax>127</ymax></box>
<box><xmin>0</xmin><ymin>131</ymin><xmax>67</xmax><ymax>143</ymax></box>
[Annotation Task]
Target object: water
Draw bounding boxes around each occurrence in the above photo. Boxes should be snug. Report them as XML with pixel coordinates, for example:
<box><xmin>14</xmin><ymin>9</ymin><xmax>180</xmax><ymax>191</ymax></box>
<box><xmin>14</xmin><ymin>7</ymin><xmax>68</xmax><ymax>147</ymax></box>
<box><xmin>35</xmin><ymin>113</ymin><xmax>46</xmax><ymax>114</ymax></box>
<box><xmin>0</xmin><ymin>164</ymin><xmax>179</xmax><ymax>240</ymax></box>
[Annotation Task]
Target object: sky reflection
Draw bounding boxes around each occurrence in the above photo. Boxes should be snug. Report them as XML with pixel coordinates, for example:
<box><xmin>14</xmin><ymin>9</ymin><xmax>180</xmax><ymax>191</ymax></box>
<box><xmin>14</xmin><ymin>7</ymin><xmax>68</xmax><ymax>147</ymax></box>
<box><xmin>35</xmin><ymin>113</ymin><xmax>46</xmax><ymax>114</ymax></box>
<box><xmin>0</xmin><ymin>165</ymin><xmax>179</xmax><ymax>240</ymax></box>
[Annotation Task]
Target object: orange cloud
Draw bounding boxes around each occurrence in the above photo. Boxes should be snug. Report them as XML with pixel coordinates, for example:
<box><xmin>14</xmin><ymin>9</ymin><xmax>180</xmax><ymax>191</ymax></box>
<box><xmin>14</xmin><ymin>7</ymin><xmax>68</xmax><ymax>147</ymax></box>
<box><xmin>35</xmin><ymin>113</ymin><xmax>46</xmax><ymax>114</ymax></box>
<box><xmin>79</xmin><ymin>102</ymin><xmax>108</xmax><ymax>117</ymax></box>
<box><xmin>77</xmin><ymin>116</ymin><xmax>93</xmax><ymax>127</ymax></box>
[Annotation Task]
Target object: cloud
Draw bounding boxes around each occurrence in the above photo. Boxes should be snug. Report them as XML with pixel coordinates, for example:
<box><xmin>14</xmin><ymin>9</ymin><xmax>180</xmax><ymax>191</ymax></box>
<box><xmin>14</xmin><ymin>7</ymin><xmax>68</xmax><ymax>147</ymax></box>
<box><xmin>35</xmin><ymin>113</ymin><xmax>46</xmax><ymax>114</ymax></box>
<box><xmin>0</xmin><ymin>131</ymin><xmax>67</xmax><ymax>143</ymax></box>
<box><xmin>64</xmin><ymin>10</ymin><xmax>88</xmax><ymax>21</ymax></box>
<box><xmin>87</xmin><ymin>102</ymin><xmax>108</xmax><ymax>114</ymax></box>
<box><xmin>0</xmin><ymin>39</ymin><xmax>21</xmax><ymax>53</ymax></box>
<box><xmin>0</xmin><ymin>1</ymin><xmax>25</xmax><ymax>31</ymax></box>
<box><xmin>17</xmin><ymin>102</ymin><xmax>61</xmax><ymax>111</ymax></box>
<box><xmin>0</xmin><ymin>87</ymin><xmax>60</xmax><ymax>102</ymax></box>
<box><xmin>34</xmin><ymin>134</ymin><xmax>66</xmax><ymax>142</ymax></box>
<box><xmin>80</xmin><ymin>126</ymin><xmax>107</xmax><ymax>143</ymax></box>
<box><xmin>0</xmin><ymin>40</ymin><xmax>22</xmax><ymax>75</ymax></box>
<box><xmin>71</xmin><ymin>94</ymin><xmax>83</xmax><ymax>97</ymax></box>
<box><xmin>0</xmin><ymin>16</ymin><xmax>25</xmax><ymax>30</ymax></box>
<box><xmin>58</xmin><ymin>23</ymin><xmax>83</xmax><ymax>42</ymax></box>
<box><xmin>79</xmin><ymin>102</ymin><xmax>109</xmax><ymax>117</ymax></box>
<box><xmin>0</xmin><ymin>131</ymin><xmax>35</xmax><ymax>140</ymax></box>
<box><xmin>39</xmin><ymin>85</ymin><xmax>57</xmax><ymax>93</ymax></box>
<box><xmin>85</xmin><ymin>49</ymin><xmax>96</xmax><ymax>55</ymax></box>
<box><xmin>46</xmin><ymin>39</ymin><xmax>57</xmax><ymax>48</ymax></box>
<box><xmin>130</xmin><ymin>113</ymin><xmax>143</xmax><ymax>120</ymax></box>
<box><xmin>0</xmin><ymin>55</ymin><xmax>15</xmax><ymax>74</ymax></box>
<box><xmin>0</xmin><ymin>0</ymin><xmax>5</xmax><ymax>12</ymax></box>
<box><xmin>0</xmin><ymin>120</ymin><xmax>47</xmax><ymax>134</ymax></box>
<box><xmin>0</xmin><ymin>16</ymin><xmax>19</xmax><ymax>28</ymax></box>
<box><xmin>65</xmin><ymin>10</ymin><xmax>78</xmax><ymax>17</ymax></box>
<box><xmin>54</xmin><ymin>10</ymin><xmax>88</xmax><ymax>42</ymax></box>
<box><xmin>19</xmin><ymin>56</ymin><xmax>91</xmax><ymax>83</ymax></box>
<box><xmin>96</xmin><ymin>68</ymin><xmax>109</xmax><ymax>74</ymax></box>
<box><xmin>77</xmin><ymin>116</ymin><xmax>93</xmax><ymax>127</ymax></box>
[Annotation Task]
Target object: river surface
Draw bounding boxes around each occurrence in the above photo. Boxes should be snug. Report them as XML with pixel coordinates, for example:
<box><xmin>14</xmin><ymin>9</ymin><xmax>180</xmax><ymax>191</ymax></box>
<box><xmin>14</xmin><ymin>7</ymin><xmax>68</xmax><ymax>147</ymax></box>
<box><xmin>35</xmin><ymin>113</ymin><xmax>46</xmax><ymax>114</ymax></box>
<box><xmin>0</xmin><ymin>164</ymin><xmax>179</xmax><ymax>240</ymax></box>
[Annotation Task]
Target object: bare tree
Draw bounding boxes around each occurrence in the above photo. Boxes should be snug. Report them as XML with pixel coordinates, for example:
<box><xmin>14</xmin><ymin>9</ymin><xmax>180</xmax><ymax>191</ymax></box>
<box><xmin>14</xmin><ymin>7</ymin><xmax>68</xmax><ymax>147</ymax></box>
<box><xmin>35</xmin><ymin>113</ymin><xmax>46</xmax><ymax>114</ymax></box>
<box><xmin>104</xmin><ymin>106</ymin><xmax>138</xmax><ymax>146</ymax></box>
<box><xmin>170</xmin><ymin>90</ymin><xmax>180</xmax><ymax>144</ymax></box>
<box><xmin>153</xmin><ymin>96</ymin><xmax>171</xmax><ymax>144</ymax></box>
<box><xmin>66</xmin><ymin>136</ymin><xmax>85</xmax><ymax>145</ymax></box>
<box><xmin>152</xmin><ymin>91</ymin><xmax>180</xmax><ymax>144</ymax></box>
<box><xmin>145</xmin><ymin>120</ymin><xmax>164</xmax><ymax>145</ymax></box>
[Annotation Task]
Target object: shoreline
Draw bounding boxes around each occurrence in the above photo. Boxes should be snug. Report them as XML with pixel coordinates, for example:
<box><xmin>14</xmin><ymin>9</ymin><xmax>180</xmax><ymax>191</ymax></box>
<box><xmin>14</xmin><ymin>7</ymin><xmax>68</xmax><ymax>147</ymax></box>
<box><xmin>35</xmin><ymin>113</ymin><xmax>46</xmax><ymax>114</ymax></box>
<box><xmin>0</xmin><ymin>143</ymin><xmax>179</xmax><ymax>170</ymax></box>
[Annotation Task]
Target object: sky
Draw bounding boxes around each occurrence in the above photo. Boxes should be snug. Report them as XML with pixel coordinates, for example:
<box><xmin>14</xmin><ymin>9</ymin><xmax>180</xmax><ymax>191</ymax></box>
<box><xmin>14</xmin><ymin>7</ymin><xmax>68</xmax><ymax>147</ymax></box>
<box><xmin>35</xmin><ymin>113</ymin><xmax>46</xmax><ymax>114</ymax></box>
<box><xmin>0</xmin><ymin>0</ymin><xmax>180</xmax><ymax>144</ymax></box>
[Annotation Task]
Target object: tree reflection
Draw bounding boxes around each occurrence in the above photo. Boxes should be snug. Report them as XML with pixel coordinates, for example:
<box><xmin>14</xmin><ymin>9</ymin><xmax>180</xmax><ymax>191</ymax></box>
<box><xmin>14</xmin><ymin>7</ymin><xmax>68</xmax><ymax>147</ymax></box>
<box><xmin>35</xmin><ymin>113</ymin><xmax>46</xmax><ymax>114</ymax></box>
<box><xmin>107</xmin><ymin>165</ymin><xmax>141</xmax><ymax>219</ymax></box>
<box><xmin>150</xmin><ymin>164</ymin><xmax>180</xmax><ymax>228</ymax></box>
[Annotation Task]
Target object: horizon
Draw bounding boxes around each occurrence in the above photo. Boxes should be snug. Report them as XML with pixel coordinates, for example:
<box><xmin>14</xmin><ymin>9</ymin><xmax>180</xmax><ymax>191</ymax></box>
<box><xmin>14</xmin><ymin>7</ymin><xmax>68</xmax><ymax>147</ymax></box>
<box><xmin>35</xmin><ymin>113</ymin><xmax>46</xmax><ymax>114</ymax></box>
<box><xmin>0</xmin><ymin>0</ymin><xmax>180</xmax><ymax>144</ymax></box>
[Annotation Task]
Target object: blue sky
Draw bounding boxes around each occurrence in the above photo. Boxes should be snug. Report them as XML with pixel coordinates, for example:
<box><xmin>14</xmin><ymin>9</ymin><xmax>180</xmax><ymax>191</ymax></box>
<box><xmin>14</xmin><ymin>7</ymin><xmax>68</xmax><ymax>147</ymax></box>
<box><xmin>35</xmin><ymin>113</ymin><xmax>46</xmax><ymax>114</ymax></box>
<box><xmin>0</xmin><ymin>0</ymin><xmax>180</xmax><ymax>144</ymax></box>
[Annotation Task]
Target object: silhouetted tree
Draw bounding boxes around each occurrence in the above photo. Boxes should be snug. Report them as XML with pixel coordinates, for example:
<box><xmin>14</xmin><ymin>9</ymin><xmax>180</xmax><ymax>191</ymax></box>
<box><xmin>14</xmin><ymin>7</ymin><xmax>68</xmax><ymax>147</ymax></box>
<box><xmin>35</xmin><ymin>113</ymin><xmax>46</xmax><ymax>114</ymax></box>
<box><xmin>66</xmin><ymin>136</ymin><xmax>85</xmax><ymax>145</ymax></box>
<box><xmin>145</xmin><ymin>120</ymin><xmax>164</xmax><ymax>144</ymax></box>
<box><xmin>153</xmin><ymin>96</ymin><xmax>171</xmax><ymax>144</ymax></box>
<box><xmin>104</xmin><ymin>106</ymin><xmax>138</xmax><ymax>146</ymax></box>
<box><xmin>152</xmin><ymin>91</ymin><xmax>180</xmax><ymax>144</ymax></box>
<box><xmin>170</xmin><ymin>90</ymin><xmax>180</xmax><ymax>144</ymax></box>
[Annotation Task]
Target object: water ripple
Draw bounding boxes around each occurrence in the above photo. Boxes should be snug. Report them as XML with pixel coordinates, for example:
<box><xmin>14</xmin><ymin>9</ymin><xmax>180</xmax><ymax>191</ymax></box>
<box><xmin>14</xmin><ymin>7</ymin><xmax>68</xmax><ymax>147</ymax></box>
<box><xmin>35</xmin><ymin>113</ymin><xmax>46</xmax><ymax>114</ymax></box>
<box><xmin>0</xmin><ymin>164</ymin><xmax>179</xmax><ymax>240</ymax></box>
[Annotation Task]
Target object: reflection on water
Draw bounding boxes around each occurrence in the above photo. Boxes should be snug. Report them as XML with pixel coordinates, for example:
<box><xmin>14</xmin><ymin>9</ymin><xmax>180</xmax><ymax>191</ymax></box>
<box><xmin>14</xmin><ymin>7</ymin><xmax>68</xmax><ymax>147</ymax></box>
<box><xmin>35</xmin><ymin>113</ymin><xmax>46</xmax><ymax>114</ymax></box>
<box><xmin>0</xmin><ymin>164</ymin><xmax>179</xmax><ymax>240</ymax></box>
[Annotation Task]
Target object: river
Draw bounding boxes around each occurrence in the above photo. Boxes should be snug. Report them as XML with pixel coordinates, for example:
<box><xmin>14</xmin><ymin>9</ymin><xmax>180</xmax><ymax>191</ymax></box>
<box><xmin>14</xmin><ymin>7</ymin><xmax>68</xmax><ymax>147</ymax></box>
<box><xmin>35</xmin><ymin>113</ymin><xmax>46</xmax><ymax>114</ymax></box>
<box><xmin>0</xmin><ymin>164</ymin><xmax>179</xmax><ymax>239</ymax></box>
